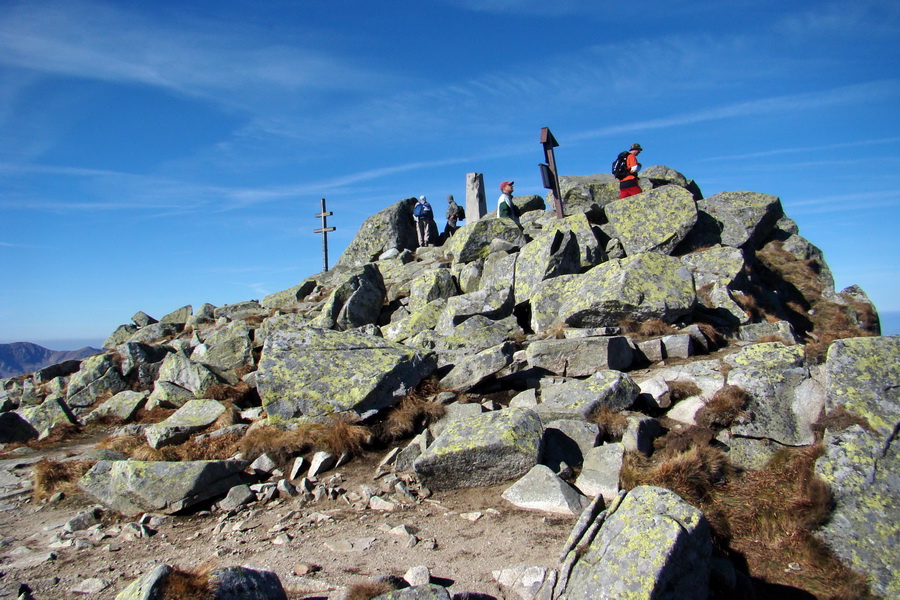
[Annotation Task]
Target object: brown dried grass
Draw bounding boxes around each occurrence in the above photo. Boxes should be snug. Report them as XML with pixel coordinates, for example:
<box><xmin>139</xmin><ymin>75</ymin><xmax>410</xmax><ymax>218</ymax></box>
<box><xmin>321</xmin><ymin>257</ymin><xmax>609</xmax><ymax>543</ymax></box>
<box><xmin>380</xmin><ymin>395</ymin><xmax>447</xmax><ymax>440</ymax></box>
<box><xmin>32</xmin><ymin>459</ymin><xmax>95</xmax><ymax>502</ymax></box>
<box><xmin>588</xmin><ymin>405</ymin><xmax>629</xmax><ymax>441</ymax></box>
<box><xmin>696</xmin><ymin>385</ymin><xmax>749</xmax><ymax>429</ymax></box>
<box><xmin>666</xmin><ymin>380</ymin><xmax>701</xmax><ymax>403</ymax></box>
<box><xmin>624</xmin><ymin>436</ymin><xmax>874</xmax><ymax>598</ymax></box>
<box><xmin>639</xmin><ymin>318</ymin><xmax>677</xmax><ymax>337</ymax></box>
<box><xmin>342</xmin><ymin>580</ymin><xmax>397</xmax><ymax>600</ymax></box>
<box><xmin>205</xmin><ymin>381</ymin><xmax>256</xmax><ymax>405</ymax></box>
<box><xmin>161</xmin><ymin>565</ymin><xmax>214</xmax><ymax>600</ymax></box>
<box><xmin>237</xmin><ymin>414</ymin><xmax>372</xmax><ymax>465</ymax></box>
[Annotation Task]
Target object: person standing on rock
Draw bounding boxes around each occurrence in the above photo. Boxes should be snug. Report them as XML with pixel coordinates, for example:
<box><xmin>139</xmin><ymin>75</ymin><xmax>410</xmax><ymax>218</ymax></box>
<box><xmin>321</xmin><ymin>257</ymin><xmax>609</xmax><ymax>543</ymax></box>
<box><xmin>444</xmin><ymin>194</ymin><xmax>463</xmax><ymax>238</ymax></box>
<box><xmin>617</xmin><ymin>143</ymin><xmax>643</xmax><ymax>199</ymax></box>
<box><xmin>497</xmin><ymin>181</ymin><xmax>520</xmax><ymax>225</ymax></box>
<box><xmin>413</xmin><ymin>195</ymin><xmax>435</xmax><ymax>247</ymax></box>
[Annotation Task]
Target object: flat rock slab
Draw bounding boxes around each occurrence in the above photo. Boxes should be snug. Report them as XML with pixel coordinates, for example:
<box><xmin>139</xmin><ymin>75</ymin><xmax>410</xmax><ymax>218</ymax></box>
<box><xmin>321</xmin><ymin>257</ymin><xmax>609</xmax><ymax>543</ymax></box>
<box><xmin>414</xmin><ymin>407</ymin><xmax>543</xmax><ymax>491</ymax></box>
<box><xmin>257</xmin><ymin>326</ymin><xmax>435</xmax><ymax>420</ymax></box>
<box><xmin>79</xmin><ymin>459</ymin><xmax>248</xmax><ymax>516</ymax></box>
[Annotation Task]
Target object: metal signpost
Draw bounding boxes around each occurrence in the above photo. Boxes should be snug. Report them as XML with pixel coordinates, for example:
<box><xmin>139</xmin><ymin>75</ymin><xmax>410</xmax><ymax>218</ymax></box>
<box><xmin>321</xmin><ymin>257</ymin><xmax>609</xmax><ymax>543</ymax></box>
<box><xmin>313</xmin><ymin>198</ymin><xmax>336</xmax><ymax>272</ymax></box>
<box><xmin>539</xmin><ymin>127</ymin><xmax>564</xmax><ymax>219</ymax></box>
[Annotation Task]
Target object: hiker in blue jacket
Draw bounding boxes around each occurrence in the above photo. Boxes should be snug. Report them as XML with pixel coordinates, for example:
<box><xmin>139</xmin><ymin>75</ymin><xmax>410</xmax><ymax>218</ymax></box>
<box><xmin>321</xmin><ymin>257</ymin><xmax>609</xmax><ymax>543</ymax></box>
<box><xmin>413</xmin><ymin>195</ymin><xmax>435</xmax><ymax>247</ymax></box>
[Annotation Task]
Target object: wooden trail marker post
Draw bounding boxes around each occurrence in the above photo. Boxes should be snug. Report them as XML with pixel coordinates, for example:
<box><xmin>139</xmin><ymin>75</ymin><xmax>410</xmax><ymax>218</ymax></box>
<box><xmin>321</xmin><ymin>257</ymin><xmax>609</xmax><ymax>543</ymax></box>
<box><xmin>314</xmin><ymin>198</ymin><xmax>336</xmax><ymax>271</ymax></box>
<box><xmin>539</xmin><ymin>127</ymin><xmax>564</xmax><ymax>219</ymax></box>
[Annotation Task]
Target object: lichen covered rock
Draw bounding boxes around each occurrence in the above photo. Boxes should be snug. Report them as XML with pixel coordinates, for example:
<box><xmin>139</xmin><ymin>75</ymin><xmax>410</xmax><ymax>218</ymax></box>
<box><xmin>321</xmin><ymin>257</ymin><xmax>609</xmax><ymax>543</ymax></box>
<box><xmin>564</xmin><ymin>485</ymin><xmax>711</xmax><ymax>600</ymax></box>
<box><xmin>414</xmin><ymin>407</ymin><xmax>543</xmax><ymax>490</ymax></box>
<box><xmin>257</xmin><ymin>327</ymin><xmax>435</xmax><ymax>420</ymax></box>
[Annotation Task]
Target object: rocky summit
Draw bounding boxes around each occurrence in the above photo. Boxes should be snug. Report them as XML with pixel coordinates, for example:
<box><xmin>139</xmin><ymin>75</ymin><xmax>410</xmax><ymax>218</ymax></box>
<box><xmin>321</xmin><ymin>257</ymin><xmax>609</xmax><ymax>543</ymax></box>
<box><xmin>0</xmin><ymin>168</ymin><xmax>896</xmax><ymax>600</ymax></box>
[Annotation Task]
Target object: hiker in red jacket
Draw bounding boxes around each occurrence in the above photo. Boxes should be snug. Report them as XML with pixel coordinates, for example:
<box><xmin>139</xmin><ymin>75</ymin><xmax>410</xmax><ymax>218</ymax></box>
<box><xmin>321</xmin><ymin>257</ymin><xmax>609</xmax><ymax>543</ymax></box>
<box><xmin>618</xmin><ymin>143</ymin><xmax>643</xmax><ymax>199</ymax></box>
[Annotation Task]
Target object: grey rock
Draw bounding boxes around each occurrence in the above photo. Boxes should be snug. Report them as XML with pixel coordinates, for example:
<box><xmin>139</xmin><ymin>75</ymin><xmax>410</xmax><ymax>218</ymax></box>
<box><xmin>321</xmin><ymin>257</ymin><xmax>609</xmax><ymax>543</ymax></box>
<box><xmin>191</xmin><ymin>322</ymin><xmax>254</xmax><ymax>371</ymax></box>
<box><xmin>160</xmin><ymin>304</ymin><xmax>193</xmax><ymax>325</ymax></box>
<box><xmin>127</xmin><ymin>321</ymin><xmax>183</xmax><ymax>345</ymax></box>
<box><xmin>525</xmin><ymin>336</ymin><xmax>633</xmax><ymax>376</ymax></box>
<box><xmin>371</xmin><ymin>584</ymin><xmax>450</xmax><ymax>599</ymax></box>
<box><xmin>513</xmin><ymin>229</ymin><xmax>582</xmax><ymax>306</ymax></box>
<box><xmin>563</xmin><ymin>486</ymin><xmax>711</xmax><ymax>600</ymax></box>
<box><xmin>414</xmin><ymin>407</ymin><xmax>543</xmax><ymax>490</ymax></box>
<box><xmin>312</xmin><ymin>264</ymin><xmax>387</xmax><ymax>331</ymax></box>
<box><xmin>208</xmin><ymin>565</ymin><xmax>287</xmax><ymax>600</ymax></box>
<box><xmin>257</xmin><ymin>325</ymin><xmax>435</xmax><ymax>420</ymax></box>
<box><xmin>823</xmin><ymin>335</ymin><xmax>899</xmax><ymax>442</ymax></box>
<box><xmin>66</xmin><ymin>354</ymin><xmax>128</xmax><ymax>408</ymax></box>
<box><xmin>85</xmin><ymin>390</ymin><xmax>148</xmax><ymax>424</ymax></box>
<box><xmin>219</xmin><ymin>484</ymin><xmax>255</xmax><ymax>511</ymax></box>
<box><xmin>144</xmin><ymin>400</ymin><xmax>225</xmax><ymax>448</ymax></box>
<box><xmin>684</xmin><ymin>190</ymin><xmax>783</xmax><ymax>250</ymax></box>
<box><xmin>815</xmin><ymin>425</ymin><xmax>900</xmax><ymax>598</ymax></box>
<box><xmin>537</xmin><ymin>370</ymin><xmax>639</xmax><ymax>421</ymax></box>
<box><xmin>443</xmin><ymin>217</ymin><xmax>526</xmax><ymax>264</ymax></box>
<box><xmin>408</xmin><ymin>268</ymin><xmax>458</xmax><ymax>313</ymax></box>
<box><xmin>542</xmin><ymin>419</ymin><xmax>599</xmax><ymax>471</ymax></box>
<box><xmin>335</xmin><ymin>197</ymin><xmax>420</xmax><ymax>268</ymax></box>
<box><xmin>114</xmin><ymin>564</ymin><xmax>172</xmax><ymax>600</ymax></box>
<box><xmin>439</xmin><ymin>341</ymin><xmax>514</xmax><ymax>392</ymax></box>
<box><xmin>261</xmin><ymin>277</ymin><xmax>318</xmax><ymax>309</ymax></box>
<box><xmin>738</xmin><ymin>320</ymin><xmax>798</xmax><ymax>344</ymax></box>
<box><xmin>661</xmin><ymin>333</ymin><xmax>694</xmax><ymax>359</ymax></box>
<box><xmin>155</xmin><ymin>352</ymin><xmax>220</xmax><ymax>398</ymax></box>
<box><xmin>604</xmin><ymin>185</ymin><xmax>698</xmax><ymax>256</ymax></box>
<box><xmin>79</xmin><ymin>459</ymin><xmax>248</xmax><ymax>516</ymax></box>
<box><xmin>530</xmin><ymin>253</ymin><xmax>695</xmax><ymax>333</ymax></box>
<box><xmin>622</xmin><ymin>415</ymin><xmax>662</xmax><ymax>455</ymax></box>
<box><xmin>575</xmin><ymin>443</ymin><xmax>624</xmax><ymax>502</ymax></box>
<box><xmin>726</xmin><ymin>343</ymin><xmax>822</xmax><ymax>446</ymax></box>
<box><xmin>214</xmin><ymin>300</ymin><xmax>268</xmax><ymax>322</ymax></box>
<box><xmin>501</xmin><ymin>464</ymin><xmax>590</xmax><ymax>515</ymax></box>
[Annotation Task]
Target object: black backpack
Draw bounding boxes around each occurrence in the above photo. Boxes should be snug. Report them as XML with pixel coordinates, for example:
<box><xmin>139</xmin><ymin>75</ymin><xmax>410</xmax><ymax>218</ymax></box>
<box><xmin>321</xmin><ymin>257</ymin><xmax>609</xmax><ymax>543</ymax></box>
<box><xmin>612</xmin><ymin>151</ymin><xmax>630</xmax><ymax>180</ymax></box>
<box><xmin>456</xmin><ymin>205</ymin><xmax>466</xmax><ymax>220</ymax></box>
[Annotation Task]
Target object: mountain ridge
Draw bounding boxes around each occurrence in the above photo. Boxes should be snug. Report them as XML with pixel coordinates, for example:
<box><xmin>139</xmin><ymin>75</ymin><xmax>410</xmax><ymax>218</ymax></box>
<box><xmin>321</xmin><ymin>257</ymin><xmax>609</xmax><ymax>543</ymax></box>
<box><xmin>0</xmin><ymin>341</ymin><xmax>102</xmax><ymax>378</ymax></box>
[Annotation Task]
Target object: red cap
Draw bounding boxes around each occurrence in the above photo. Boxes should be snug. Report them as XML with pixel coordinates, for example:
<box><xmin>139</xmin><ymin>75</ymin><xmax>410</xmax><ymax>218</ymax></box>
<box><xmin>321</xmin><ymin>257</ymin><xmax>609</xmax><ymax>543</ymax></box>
<box><xmin>500</xmin><ymin>181</ymin><xmax>514</xmax><ymax>191</ymax></box>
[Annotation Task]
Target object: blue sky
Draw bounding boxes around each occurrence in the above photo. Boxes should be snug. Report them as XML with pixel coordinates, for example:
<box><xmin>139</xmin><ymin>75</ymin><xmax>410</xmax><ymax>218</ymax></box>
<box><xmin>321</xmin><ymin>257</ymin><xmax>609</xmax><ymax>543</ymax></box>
<box><xmin>1</xmin><ymin>0</ymin><xmax>898</xmax><ymax>349</ymax></box>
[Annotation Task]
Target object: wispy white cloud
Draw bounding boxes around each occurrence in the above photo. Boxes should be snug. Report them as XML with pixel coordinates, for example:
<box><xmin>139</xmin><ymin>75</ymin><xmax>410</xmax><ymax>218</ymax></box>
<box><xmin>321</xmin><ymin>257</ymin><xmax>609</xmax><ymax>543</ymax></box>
<box><xmin>786</xmin><ymin>190</ymin><xmax>900</xmax><ymax>214</ymax></box>
<box><xmin>566</xmin><ymin>80</ymin><xmax>900</xmax><ymax>143</ymax></box>
<box><xmin>0</xmin><ymin>1</ymin><xmax>403</xmax><ymax>109</ymax></box>
<box><xmin>702</xmin><ymin>137</ymin><xmax>900</xmax><ymax>161</ymax></box>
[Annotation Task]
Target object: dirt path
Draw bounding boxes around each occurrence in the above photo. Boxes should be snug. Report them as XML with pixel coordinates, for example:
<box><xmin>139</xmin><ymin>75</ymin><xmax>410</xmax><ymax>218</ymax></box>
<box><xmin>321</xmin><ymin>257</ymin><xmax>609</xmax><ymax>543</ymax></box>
<box><xmin>0</xmin><ymin>442</ymin><xmax>574</xmax><ymax>599</ymax></box>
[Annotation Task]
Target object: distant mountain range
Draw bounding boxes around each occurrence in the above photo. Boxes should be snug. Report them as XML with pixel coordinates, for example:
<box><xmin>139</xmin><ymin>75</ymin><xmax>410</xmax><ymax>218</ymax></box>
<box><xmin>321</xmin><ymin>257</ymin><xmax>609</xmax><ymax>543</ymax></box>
<box><xmin>0</xmin><ymin>342</ymin><xmax>102</xmax><ymax>378</ymax></box>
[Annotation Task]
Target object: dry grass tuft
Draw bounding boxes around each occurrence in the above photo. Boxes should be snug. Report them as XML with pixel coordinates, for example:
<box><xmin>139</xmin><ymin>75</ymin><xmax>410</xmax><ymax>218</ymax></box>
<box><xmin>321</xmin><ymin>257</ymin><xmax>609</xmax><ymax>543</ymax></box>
<box><xmin>695</xmin><ymin>322</ymin><xmax>726</xmax><ymax>347</ymax></box>
<box><xmin>32</xmin><ymin>459</ymin><xmax>95</xmax><ymax>502</ymax></box>
<box><xmin>236</xmin><ymin>415</ymin><xmax>372</xmax><ymax>465</ymax></box>
<box><xmin>588</xmin><ymin>405</ymin><xmax>629</xmax><ymax>442</ymax></box>
<box><xmin>535</xmin><ymin>321</ymin><xmax>570</xmax><ymax>340</ymax></box>
<box><xmin>621</xmin><ymin>444</ymin><xmax>734</xmax><ymax>507</ymax></box>
<box><xmin>96</xmin><ymin>433</ymin><xmax>147</xmax><ymax>455</ymax></box>
<box><xmin>696</xmin><ymin>385</ymin><xmax>749</xmax><ymax>429</ymax></box>
<box><xmin>618</xmin><ymin>317</ymin><xmax>639</xmax><ymax>334</ymax></box>
<box><xmin>814</xmin><ymin>405</ymin><xmax>875</xmax><ymax>435</ymax></box>
<box><xmin>318</xmin><ymin>414</ymin><xmax>371</xmax><ymax>456</ymax></box>
<box><xmin>343</xmin><ymin>580</ymin><xmax>397</xmax><ymax>600</ymax></box>
<box><xmin>666</xmin><ymin>380</ymin><xmax>702</xmax><ymax>403</ymax></box>
<box><xmin>658</xmin><ymin>426</ymin><xmax>715</xmax><ymax>455</ymax></box>
<box><xmin>638</xmin><ymin>318</ymin><xmax>677</xmax><ymax>337</ymax></box>
<box><xmin>134</xmin><ymin>406</ymin><xmax>176</xmax><ymax>425</ymax></box>
<box><xmin>161</xmin><ymin>566</ymin><xmax>214</xmax><ymax>600</ymax></box>
<box><xmin>205</xmin><ymin>381</ymin><xmax>256</xmax><ymax>405</ymax></box>
<box><xmin>380</xmin><ymin>395</ymin><xmax>447</xmax><ymax>440</ymax></box>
